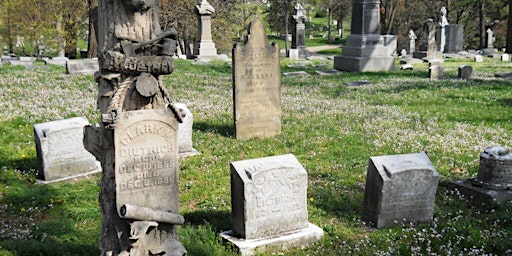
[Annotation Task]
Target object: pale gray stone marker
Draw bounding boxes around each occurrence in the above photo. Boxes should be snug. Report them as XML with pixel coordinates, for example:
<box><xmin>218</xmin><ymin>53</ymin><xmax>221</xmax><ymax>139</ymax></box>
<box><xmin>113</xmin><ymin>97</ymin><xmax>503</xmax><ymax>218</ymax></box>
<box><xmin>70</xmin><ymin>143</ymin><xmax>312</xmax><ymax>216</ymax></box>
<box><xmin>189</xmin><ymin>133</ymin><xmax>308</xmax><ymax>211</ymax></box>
<box><xmin>66</xmin><ymin>58</ymin><xmax>99</xmax><ymax>75</ymax></box>
<box><xmin>34</xmin><ymin>117</ymin><xmax>101</xmax><ymax>182</ymax></box>
<box><xmin>233</xmin><ymin>17</ymin><xmax>281</xmax><ymax>140</ymax></box>
<box><xmin>362</xmin><ymin>152</ymin><xmax>440</xmax><ymax>228</ymax></box>
<box><xmin>458</xmin><ymin>65</ymin><xmax>473</xmax><ymax>79</ymax></box>
<box><xmin>221</xmin><ymin>154</ymin><xmax>323</xmax><ymax>255</ymax></box>
<box><xmin>175</xmin><ymin>103</ymin><xmax>200</xmax><ymax>157</ymax></box>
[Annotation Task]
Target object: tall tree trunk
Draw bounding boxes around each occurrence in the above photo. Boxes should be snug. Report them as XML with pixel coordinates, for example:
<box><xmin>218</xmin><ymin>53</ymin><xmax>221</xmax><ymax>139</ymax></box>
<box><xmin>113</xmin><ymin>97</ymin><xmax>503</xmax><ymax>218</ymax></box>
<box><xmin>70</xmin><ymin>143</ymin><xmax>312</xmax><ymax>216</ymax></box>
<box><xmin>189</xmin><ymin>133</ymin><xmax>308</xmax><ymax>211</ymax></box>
<box><xmin>479</xmin><ymin>0</ymin><xmax>486</xmax><ymax>50</ymax></box>
<box><xmin>56</xmin><ymin>18</ymin><xmax>66</xmax><ymax>57</ymax></box>
<box><xmin>284</xmin><ymin>0</ymin><xmax>289</xmax><ymax>55</ymax></box>
<box><xmin>507</xmin><ymin>0</ymin><xmax>512</xmax><ymax>53</ymax></box>
<box><xmin>327</xmin><ymin>8</ymin><xmax>332</xmax><ymax>44</ymax></box>
<box><xmin>6</xmin><ymin>6</ymin><xmax>14</xmax><ymax>53</ymax></box>
<box><xmin>87</xmin><ymin>0</ymin><xmax>99</xmax><ymax>58</ymax></box>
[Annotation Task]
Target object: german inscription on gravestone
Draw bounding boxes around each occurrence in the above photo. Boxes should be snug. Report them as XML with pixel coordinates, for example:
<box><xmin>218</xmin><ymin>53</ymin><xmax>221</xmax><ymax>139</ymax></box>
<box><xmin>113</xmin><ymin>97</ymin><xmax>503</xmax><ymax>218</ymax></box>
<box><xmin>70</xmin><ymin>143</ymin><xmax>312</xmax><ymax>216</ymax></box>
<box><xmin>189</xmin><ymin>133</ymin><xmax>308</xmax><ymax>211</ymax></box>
<box><xmin>230</xmin><ymin>154</ymin><xmax>308</xmax><ymax>239</ymax></box>
<box><xmin>233</xmin><ymin>17</ymin><xmax>281</xmax><ymax>139</ymax></box>
<box><xmin>114</xmin><ymin>108</ymin><xmax>179</xmax><ymax>214</ymax></box>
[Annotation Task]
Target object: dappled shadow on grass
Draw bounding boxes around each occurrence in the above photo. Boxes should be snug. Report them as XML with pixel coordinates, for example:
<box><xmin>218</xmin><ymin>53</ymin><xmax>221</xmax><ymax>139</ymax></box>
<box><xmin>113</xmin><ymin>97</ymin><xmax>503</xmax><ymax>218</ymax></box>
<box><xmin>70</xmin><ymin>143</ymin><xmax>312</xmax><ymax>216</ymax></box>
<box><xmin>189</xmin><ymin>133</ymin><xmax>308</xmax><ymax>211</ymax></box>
<box><xmin>194</xmin><ymin>121</ymin><xmax>234</xmax><ymax>138</ymax></box>
<box><xmin>498</xmin><ymin>98</ymin><xmax>512</xmax><ymax>107</ymax></box>
<box><xmin>183</xmin><ymin>209</ymin><xmax>231</xmax><ymax>233</ymax></box>
<box><xmin>0</xmin><ymin>238</ymin><xmax>99</xmax><ymax>256</ymax></box>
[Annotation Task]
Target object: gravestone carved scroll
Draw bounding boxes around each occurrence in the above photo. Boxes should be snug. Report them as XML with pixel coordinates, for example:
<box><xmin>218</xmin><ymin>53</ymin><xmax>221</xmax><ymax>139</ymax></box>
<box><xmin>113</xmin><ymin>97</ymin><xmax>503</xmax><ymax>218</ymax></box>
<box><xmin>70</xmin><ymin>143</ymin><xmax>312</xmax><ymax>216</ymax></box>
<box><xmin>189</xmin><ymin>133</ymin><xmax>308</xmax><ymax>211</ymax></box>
<box><xmin>84</xmin><ymin>1</ymin><xmax>187</xmax><ymax>255</ymax></box>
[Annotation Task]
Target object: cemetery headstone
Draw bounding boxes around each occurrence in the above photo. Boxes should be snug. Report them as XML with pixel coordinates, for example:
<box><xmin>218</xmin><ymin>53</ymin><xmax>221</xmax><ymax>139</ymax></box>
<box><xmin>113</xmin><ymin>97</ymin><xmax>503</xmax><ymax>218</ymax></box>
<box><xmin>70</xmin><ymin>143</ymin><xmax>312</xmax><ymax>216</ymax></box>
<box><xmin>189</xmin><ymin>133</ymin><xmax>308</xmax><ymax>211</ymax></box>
<box><xmin>46</xmin><ymin>57</ymin><xmax>69</xmax><ymax>67</ymax></box>
<box><xmin>444</xmin><ymin>24</ymin><xmax>464</xmax><ymax>53</ymax></box>
<box><xmin>221</xmin><ymin>154</ymin><xmax>323</xmax><ymax>255</ymax></box>
<box><xmin>449</xmin><ymin>146</ymin><xmax>512</xmax><ymax>204</ymax></box>
<box><xmin>193</xmin><ymin>0</ymin><xmax>218</xmax><ymax>57</ymax></box>
<box><xmin>437</xmin><ymin>7</ymin><xmax>449</xmax><ymax>53</ymax></box>
<box><xmin>315</xmin><ymin>69</ymin><xmax>341</xmax><ymax>75</ymax></box>
<box><xmin>429</xmin><ymin>65</ymin><xmax>444</xmax><ymax>80</ymax></box>
<box><xmin>83</xmin><ymin>0</ymin><xmax>187</xmax><ymax>254</ymax></box>
<box><xmin>362</xmin><ymin>152</ymin><xmax>440</xmax><ymax>228</ymax></box>
<box><xmin>233</xmin><ymin>17</ymin><xmax>281</xmax><ymax>140</ymax></box>
<box><xmin>474</xmin><ymin>55</ymin><xmax>483</xmax><ymax>63</ymax></box>
<box><xmin>458</xmin><ymin>65</ymin><xmax>473</xmax><ymax>79</ymax></box>
<box><xmin>66</xmin><ymin>59</ymin><xmax>99</xmax><ymax>75</ymax></box>
<box><xmin>486</xmin><ymin>28</ymin><xmax>494</xmax><ymax>50</ymax></box>
<box><xmin>8</xmin><ymin>60</ymin><xmax>34</xmax><ymax>67</ymax></box>
<box><xmin>288</xmin><ymin>49</ymin><xmax>299</xmax><ymax>60</ymax></box>
<box><xmin>292</xmin><ymin>2</ymin><xmax>308</xmax><ymax>59</ymax></box>
<box><xmin>34</xmin><ymin>117</ymin><xmax>101</xmax><ymax>182</ymax></box>
<box><xmin>174</xmin><ymin>103</ymin><xmax>200</xmax><ymax>157</ymax></box>
<box><xmin>334</xmin><ymin>0</ymin><xmax>394</xmax><ymax>72</ymax></box>
<box><xmin>414</xmin><ymin>19</ymin><xmax>440</xmax><ymax>59</ymax></box>
<box><xmin>383</xmin><ymin>35</ymin><xmax>397</xmax><ymax>56</ymax></box>
<box><xmin>407</xmin><ymin>29</ymin><xmax>417</xmax><ymax>54</ymax></box>
<box><xmin>502</xmin><ymin>54</ymin><xmax>510</xmax><ymax>62</ymax></box>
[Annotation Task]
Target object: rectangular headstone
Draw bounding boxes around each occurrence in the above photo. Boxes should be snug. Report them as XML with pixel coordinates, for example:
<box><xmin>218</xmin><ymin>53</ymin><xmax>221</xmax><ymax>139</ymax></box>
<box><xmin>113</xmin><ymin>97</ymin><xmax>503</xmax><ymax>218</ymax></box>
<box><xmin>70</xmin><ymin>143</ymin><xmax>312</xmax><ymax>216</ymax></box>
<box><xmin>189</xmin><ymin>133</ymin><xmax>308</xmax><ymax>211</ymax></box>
<box><xmin>66</xmin><ymin>58</ymin><xmax>99</xmax><ymax>75</ymax></box>
<box><xmin>474</xmin><ymin>55</ymin><xmax>483</xmax><ymax>63</ymax></box>
<box><xmin>233</xmin><ymin>18</ymin><xmax>281</xmax><ymax>140</ymax></box>
<box><xmin>502</xmin><ymin>54</ymin><xmax>510</xmax><ymax>62</ymax></box>
<box><xmin>445</xmin><ymin>24</ymin><xmax>464</xmax><ymax>53</ymax></box>
<box><xmin>34</xmin><ymin>117</ymin><xmax>100</xmax><ymax>182</ymax></box>
<box><xmin>223</xmin><ymin>153</ymin><xmax>323</xmax><ymax>255</ymax></box>
<box><xmin>429</xmin><ymin>65</ymin><xmax>443</xmax><ymax>80</ymax></box>
<box><xmin>46</xmin><ymin>57</ymin><xmax>69</xmax><ymax>67</ymax></box>
<box><xmin>362</xmin><ymin>152</ymin><xmax>439</xmax><ymax>228</ymax></box>
<box><xmin>288</xmin><ymin>49</ymin><xmax>299</xmax><ymax>60</ymax></box>
<box><xmin>174</xmin><ymin>103</ymin><xmax>200</xmax><ymax>157</ymax></box>
<box><xmin>458</xmin><ymin>65</ymin><xmax>473</xmax><ymax>79</ymax></box>
<box><xmin>114</xmin><ymin>108</ymin><xmax>180</xmax><ymax>215</ymax></box>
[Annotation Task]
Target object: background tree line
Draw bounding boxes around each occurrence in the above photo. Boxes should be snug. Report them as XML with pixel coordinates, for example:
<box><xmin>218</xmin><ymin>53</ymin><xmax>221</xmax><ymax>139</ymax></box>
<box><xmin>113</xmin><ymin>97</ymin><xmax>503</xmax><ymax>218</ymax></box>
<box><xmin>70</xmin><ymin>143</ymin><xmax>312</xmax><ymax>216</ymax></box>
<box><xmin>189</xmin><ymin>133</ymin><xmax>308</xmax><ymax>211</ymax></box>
<box><xmin>0</xmin><ymin>0</ymin><xmax>511</xmax><ymax>57</ymax></box>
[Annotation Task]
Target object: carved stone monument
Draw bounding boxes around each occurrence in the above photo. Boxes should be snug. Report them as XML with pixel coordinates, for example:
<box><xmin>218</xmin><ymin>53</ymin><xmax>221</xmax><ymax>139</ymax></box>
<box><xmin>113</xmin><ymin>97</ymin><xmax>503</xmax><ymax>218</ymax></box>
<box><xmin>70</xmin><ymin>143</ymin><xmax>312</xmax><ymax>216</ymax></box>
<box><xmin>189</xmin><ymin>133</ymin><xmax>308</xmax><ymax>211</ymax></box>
<box><xmin>34</xmin><ymin>117</ymin><xmax>101</xmax><ymax>183</ymax></box>
<box><xmin>193</xmin><ymin>0</ymin><xmax>218</xmax><ymax>57</ymax></box>
<box><xmin>233</xmin><ymin>17</ymin><xmax>281</xmax><ymax>140</ymax></box>
<box><xmin>450</xmin><ymin>146</ymin><xmax>512</xmax><ymax>204</ymax></box>
<box><xmin>175</xmin><ymin>103</ymin><xmax>200</xmax><ymax>157</ymax></box>
<box><xmin>414</xmin><ymin>19</ymin><xmax>440</xmax><ymax>59</ymax></box>
<box><xmin>407</xmin><ymin>29</ymin><xmax>417</xmax><ymax>55</ymax></box>
<box><xmin>444</xmin><ymin>24</ymin><xmax>464</xmax><ymax>53</ymax></box>
<box><xmin>437</xmin><ymin>7</ymin><xmax>449</xmax><ymax>53</ymax></box>
<box><xmin>221</xmin><ymin>154</ymin><xmax>323</xmax><ymax>255</ymax></box>
<box><xmin>83</xmin><ymin>0</ymin><xmax>187</xmax><ymax>255</ymax></box>
<box><xmin>292</xmin><ymin>2</ymin><xmax>307</xmax><ymax>59</ymax></box>
<box><xmin>334</xmin><ymin>0</ymin><xmax>394</xmax><ymax>72</ymax></box>
<box><xmin>362</xmin><ymin>152</ymin><xmax>440</xmax><ymax>228</ymax></box>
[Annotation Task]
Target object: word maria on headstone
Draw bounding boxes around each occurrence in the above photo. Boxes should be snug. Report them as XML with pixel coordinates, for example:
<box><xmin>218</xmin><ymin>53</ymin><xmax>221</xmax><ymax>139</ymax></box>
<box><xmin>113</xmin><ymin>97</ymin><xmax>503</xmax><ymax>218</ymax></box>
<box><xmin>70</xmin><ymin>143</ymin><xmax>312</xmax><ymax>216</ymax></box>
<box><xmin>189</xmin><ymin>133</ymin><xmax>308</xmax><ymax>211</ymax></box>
<box><xmin>362</xmin><ymin>152</ymin><xmax>440</xmax><ymax>228</ymax></box>
<box><xmin>449</xmin><ymin>146</ymin><xmax>512</xmax><ymax>204</ymax></box>
<box><xmin>221</xmin><ymin>154</ymin><xmax>323</xmax><ymax>255</ymax></box>
<box><xmin>83</xmin><ymin>0</ymin><xmax>187</xmax><ymax>255</ymax></box>
<box><xmin>233</xmin><ymin>17</ymin><xmax>281</xmax><ymax>140</ymax></box>
<box><xmin>34</xmin><ymin>117</ymin><xmax>101</xmax><ymax>183</ymax></box>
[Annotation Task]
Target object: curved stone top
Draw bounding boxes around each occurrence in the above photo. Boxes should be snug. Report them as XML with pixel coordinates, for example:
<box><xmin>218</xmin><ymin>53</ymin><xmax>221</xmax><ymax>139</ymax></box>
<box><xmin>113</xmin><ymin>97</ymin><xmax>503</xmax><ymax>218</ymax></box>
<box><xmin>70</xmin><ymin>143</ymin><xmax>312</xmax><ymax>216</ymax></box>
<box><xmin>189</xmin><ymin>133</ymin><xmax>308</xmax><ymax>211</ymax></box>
<box><xmin>197</xmin><ymin>0</ymin><xmax>215</xmax><ymax>15</ymax></box>
<box><xmin>483</xmin><ymin>146</ymin><xmax>511</xmax><ymax>159</ymax></box>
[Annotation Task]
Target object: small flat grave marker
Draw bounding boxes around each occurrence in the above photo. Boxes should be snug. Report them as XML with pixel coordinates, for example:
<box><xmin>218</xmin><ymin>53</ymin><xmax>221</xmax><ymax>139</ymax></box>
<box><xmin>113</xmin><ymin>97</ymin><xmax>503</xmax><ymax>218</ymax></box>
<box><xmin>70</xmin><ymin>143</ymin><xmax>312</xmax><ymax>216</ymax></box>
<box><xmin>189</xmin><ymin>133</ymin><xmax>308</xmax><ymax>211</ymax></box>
<box><xmin>283</xmin><ymin>71</ymin><xmax>310</xmax><ymax>77</ymax></box>
<box><xmin>66</xmin><ymin>58</ymin><xmax>99</xmax><ymax>74</ymax></box>
<box><xmin>315</xmin><ymin>69</ymin><xmax>340</xmax><ymax>75</ymax></box>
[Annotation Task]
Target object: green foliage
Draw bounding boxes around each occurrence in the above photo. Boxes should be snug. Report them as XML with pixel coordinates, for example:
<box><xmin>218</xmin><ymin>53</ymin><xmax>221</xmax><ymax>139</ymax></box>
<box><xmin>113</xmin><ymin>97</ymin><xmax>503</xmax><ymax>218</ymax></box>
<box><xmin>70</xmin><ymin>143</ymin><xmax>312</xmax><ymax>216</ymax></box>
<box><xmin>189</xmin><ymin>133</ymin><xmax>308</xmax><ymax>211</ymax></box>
<box><xmin>1</xmin><ymin>57</ymin><xmax>512</xmax><ymax>255</ymax></box>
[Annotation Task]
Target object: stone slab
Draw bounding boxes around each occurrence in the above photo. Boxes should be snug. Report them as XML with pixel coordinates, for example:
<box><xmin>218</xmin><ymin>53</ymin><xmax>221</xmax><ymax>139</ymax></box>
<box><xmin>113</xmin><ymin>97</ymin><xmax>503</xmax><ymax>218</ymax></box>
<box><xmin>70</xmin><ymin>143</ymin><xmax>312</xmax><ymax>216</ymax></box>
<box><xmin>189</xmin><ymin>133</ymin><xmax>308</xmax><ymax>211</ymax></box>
<box><xmin>233</xmin><ymin>18</ymin><xmax>281</xmax><ymax>140</ymax></box>
<box><xmin>288</xmin><ymin>49</ymin><xmax>299</xmax><ymax>60</ymax></box>
<box><xmin>230</xmin><ymin>154</ymin><xmax>309</xmax><ymax>239</ymax></box>
<box><xmin>283</xmin><ymin>71</ymin><xmax>310</xmax><ymax>77</ymax></box>
<box><xmin>220</xmin><ymin>223</ymin><xmax>323</xmax><ymax>256</ymax></box>
<box><xmin>46</xmin><ymin>57</ymin><xmax>69</xmax><ymax>67</ymax></box>
<box><xmin>458</xmin><ymin>65</ymin><xmax>473</xmax><ymax>79</ymax></box>
<box><xmin>334</xmin><ymin>54</ymin><xmax>395</xmax><ymax>72</ymax></box>
<box><xmin>495</xmin><ymin>72</ymin><xmax>512</xmax><ymax>79</ymax></box>
<box><xmin>344</xmin><ymin>80</ymin><xmax>372</xmax><ymax>86</ymax></box>
<box><xmin>8</xmin><ymin>60</ymin><xmax>34</xmax><ymax>67</ymax></box>
<box><xmin>448</xmin><ymin>179</ymin><xmax>512</xmax><ymax>204</ymax></box>
<box><xmin>429</xmin><ymin>65</ymin><xmax>444</xmax><ymax>80</ymax></box>
<box><xmin>34</xmin><ymin>117</ymin><xmax>101</xmax><ymax>182</ymax></box>
<box><xmin>502</xmin><ymin>54</ymin><xmax>510</xmax><ymax>62</ymax></box>
<box><xmin>174</xmin><ymin>103</ymin><xmax>200</xmax><ymax>157</ymax></box>
<box><xmin>114</xmin><ymin>108</ymin><xmax>180</xmax><ymax>215</ymax></box>
<box><xmin>66</xmin><ymin>58</ymin><xmax>99</xmax><ymax>74</ymax></box>
<box><xmin>362</xmin><ymin>152</ymin><xmax>439</xmax><ymax>228</ymax></box>
<box><xmin>315</xmin><ymin>69</ymin><xmax>340</xmax><ymax>76</ymax></box>
<box><xmin>474</xmin><ymin>55</ymin><xmax>484</xmax><ymax>63</ymax></box>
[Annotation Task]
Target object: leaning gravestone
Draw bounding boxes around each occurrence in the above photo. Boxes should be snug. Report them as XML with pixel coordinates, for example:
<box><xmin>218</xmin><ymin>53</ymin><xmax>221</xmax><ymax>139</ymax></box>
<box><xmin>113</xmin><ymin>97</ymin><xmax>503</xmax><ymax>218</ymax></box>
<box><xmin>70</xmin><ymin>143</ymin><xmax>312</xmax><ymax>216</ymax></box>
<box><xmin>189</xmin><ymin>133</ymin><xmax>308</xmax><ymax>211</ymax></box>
<box><xmin>233</xmin><ymin>17</ymin><xmax>281</xmax><ymax>140</ymax></box>
<box><xmin>34</xmin><ymin>117</ymin><xmax>101</xmax><ymax>183</ymax></box>
<box><xmin>66</xmin><ymin>59</ymin><xmax>99</xmax><ymax>75</ymax></box>
<box><xmin>362</xmin><ymin>152</ymin><xmax>440</xmax><ymax>228</ymax></box>
<box><xmin>449</xmin><ymin>146</ymin><xmax>512</xmax><ymax>204</ymax></box>
<box><xmin>221</xmin><ymin>154</ymin><xmax>323</xmax><ymax>255</ymax></box>
<box><xmin>83</xmin><ymin>0</ymin><xmax>187</xmax><ymax>254</ymax></box>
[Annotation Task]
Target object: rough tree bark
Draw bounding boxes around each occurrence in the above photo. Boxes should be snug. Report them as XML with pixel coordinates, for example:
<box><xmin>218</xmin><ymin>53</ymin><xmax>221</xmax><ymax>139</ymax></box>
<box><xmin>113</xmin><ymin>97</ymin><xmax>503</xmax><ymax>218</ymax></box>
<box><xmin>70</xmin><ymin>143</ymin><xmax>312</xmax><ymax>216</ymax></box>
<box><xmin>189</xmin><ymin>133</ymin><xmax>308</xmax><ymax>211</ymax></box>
<box><xmin>507</xmin><ymin>0</ymin><xmax>512</xmax><ymax>53</ymax></box>
<box><xmin>87</xmin><ymin>0</ymin><xmax>99</xmax><ymax>58</ymax></box>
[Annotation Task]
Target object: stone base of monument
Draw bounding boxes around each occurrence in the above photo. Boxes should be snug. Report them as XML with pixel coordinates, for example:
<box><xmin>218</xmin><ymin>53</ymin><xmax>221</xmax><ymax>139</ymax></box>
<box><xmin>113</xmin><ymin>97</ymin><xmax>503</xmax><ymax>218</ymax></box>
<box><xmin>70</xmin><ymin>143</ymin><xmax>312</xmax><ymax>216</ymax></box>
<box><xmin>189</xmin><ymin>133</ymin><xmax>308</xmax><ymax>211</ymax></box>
<box><xmin>36</xmin><ymin>163</ymin><xmax>102</xmax><ymax>184</ymax></box>
<box><xmin>220</xmin><ymin>223</ymin><xmax>323</xmax><ymax>256</ymax></box>
<box><xmin>449</xmin><ymin>179</ymin><xmax>512</xmax><ymax>204</ymax></box>
<box><xmin>334</xmin><ymin>55</ymin><xmax>395</xmax><ymax>72</ymax></box>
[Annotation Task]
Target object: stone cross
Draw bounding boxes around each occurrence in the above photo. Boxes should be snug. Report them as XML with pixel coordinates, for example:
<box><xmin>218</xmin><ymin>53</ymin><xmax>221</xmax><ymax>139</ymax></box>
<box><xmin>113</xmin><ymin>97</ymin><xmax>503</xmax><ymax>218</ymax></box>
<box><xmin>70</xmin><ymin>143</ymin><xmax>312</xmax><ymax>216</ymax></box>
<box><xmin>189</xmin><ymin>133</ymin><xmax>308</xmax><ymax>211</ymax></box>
<box><xmin>193</xmin><ymin>0</ymin><xmax>218</xmax><ymax>57</ymax></box>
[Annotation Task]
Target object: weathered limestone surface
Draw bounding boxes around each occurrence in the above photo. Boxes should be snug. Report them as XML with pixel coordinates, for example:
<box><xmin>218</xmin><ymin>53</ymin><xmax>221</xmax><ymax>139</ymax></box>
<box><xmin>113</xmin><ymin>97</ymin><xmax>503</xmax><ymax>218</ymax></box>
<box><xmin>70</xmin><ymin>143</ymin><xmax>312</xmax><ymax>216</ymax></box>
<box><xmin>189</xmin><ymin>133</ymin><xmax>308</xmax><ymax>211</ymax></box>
<box><xmin>233</xmin><ymin>17</ymin><xmax>281</xmax><ymax>140</ymax></box>
<box><xmin>174</xmin><ymin>103</ymin><xmax>200</xmax><ymax>157</ymax></box>
<box><xmin>66</xmin><ymin>59</ymin><xmax>99</xmax><ymax>74</ymax></box>
<box><xmin>34</xmin><ymin>117</ymin><xmax>100</xmax><ymax>182</ymax></box>
<box><xmin>458</xmin><ymin>65</ymin><xmax>473</xmax><ymax>79</ymax></box>
<box><xmin>222</xmin><ymin>154</ymin><xmax>323</xmax><ymax>255</ymax></box>
<box><xmin>362</xmin><ymin>152</ymin><xmax>440</xmax><ymax>228</ymax></box>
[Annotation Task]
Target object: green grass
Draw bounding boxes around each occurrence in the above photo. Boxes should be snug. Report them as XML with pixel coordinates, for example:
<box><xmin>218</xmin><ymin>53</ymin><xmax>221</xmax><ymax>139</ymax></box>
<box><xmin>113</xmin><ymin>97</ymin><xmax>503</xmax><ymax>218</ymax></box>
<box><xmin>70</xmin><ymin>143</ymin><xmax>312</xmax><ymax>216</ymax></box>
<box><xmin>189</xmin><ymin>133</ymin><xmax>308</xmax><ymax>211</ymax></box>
<box><xmin>1</xmin><ymin>56</ymin><xmax>512</xmax><ymax>255</ymax></box>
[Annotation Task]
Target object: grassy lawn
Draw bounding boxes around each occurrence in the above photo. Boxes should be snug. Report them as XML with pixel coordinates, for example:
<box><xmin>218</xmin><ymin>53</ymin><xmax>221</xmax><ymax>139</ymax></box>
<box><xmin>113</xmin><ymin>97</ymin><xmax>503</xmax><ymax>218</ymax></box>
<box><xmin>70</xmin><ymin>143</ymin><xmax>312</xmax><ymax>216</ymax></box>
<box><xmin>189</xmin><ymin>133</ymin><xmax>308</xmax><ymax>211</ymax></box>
<box><xmin>0</xmin><ymin>56</ymin><xmax>511</xmax><ymax>255</ymax></box>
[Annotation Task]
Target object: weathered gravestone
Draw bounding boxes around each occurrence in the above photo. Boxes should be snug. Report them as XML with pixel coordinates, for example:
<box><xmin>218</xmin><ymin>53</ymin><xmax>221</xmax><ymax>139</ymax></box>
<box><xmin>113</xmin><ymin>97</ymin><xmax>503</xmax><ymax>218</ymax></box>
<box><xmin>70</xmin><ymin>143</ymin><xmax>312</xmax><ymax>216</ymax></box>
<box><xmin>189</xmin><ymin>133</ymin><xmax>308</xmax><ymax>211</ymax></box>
<box><xmin>174</xmin><ymin>103</ymin><xmax>200</xmax><ymax>157</ymax></box>
<box><xmin>334</xmin><ymin>0</ymin><xmax>395</xmax><ymax>72</ymax></box>
<box><xmin>414</xmin><ymin>19</ymin><xmax>440</xmax><ymax>59</ymax></box>
<box><xmin>83</xmin><ymin>0</ymin><xmax>187</xmax><ymax>255</ymax></box>
<box><xmin>437</xmin><ymin>7</ymin><xmax>449</xmax><ymax>53</ymax></box>
<box><xmin>66</xmin><ymin>59</ymin><xmax>99</xmax><ymax>75</ymax></box>
<box><xmin>502</xmin><ymin>54</ymin><xmax>510</xmax><ymax>62</ymax></box>
<box><xmin>193</xmin><ymin>0</ymin><xmax>218</xmax><ymax>57</ymax></box>
<box><xmin>458</xmin><ymin>65</ymin><xmax>473</xmax><ymax>79</ymax></box>
<box><xmin>233</xmin><ymin>17</ymin><xmax>281</xmax><ymax>140</ymax></box>
<box><xmin>288</xmin><ymin>49</ymin><xmax>299</xmax><ymax>60</ymax></box>
<box><xmin>474</xmin><ymin>55</ymin><xmax>484</xmax><ymax>63</ymax></box>
<box><xmin>34</xmin><ymin>117</ymin><xmax>101</xmax><ymax>183</ymax></box>
<box><xmin>444</xmin><ymin>24</ymin><xmax>464</xmax><ymax>53</ymax></box>
<box><xmin>449</xmin><ymin>146</ymin><xmax>512</xmax><ymax>204</ymax></box>
<box><xmin>221</xmin><ymin>154</ymin><xmax>323</xmax><ymax>255</ymax></box>
<box><xmin>429</xmin><ymin>65</ymin><xmax>444</xmax><ymax>80</ymax></box>
<box><xmin>45</xmin><ymin>57</ymin><xmax>69</xmax><ymax>67</ymax></box>
<box><xmin>292</xmin><ymin>2</ymin><xmax>307</xmax><ymax>59</ymax></box>
<box><xmin>362</xmin><ymin>152</ymin><xmax>440</xmax><ymax>228</ymax></box>
<box><xmin>407</xmin><ymin>29</ymin><xmax>417</xmax><ymax>55</ymax></box>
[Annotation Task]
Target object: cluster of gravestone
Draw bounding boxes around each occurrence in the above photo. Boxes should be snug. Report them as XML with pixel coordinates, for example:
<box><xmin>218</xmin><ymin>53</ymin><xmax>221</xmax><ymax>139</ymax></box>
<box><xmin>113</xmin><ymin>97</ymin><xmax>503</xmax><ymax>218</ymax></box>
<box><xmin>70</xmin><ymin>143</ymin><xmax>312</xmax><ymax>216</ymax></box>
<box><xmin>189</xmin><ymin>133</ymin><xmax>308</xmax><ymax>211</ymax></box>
<box><xmin>7</xmin><ymin>0</ymin><xmax>509</xmax><ymax>255</ymax></box>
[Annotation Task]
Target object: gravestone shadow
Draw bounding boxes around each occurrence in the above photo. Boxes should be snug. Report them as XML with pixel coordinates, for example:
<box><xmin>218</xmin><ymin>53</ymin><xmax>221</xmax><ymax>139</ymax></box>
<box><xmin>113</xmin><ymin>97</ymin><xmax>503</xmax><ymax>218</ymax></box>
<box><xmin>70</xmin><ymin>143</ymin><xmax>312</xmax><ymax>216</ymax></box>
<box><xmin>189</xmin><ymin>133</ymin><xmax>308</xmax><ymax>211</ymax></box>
<box><xmin>193</xmin><ymin>121</ymin><xmax>234</xmax><ymax>138</ymax></box>
<box><xmin>183</xmin><ymin>209</ymin><xmax>231</xmax><ymax>232</ymax></box>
